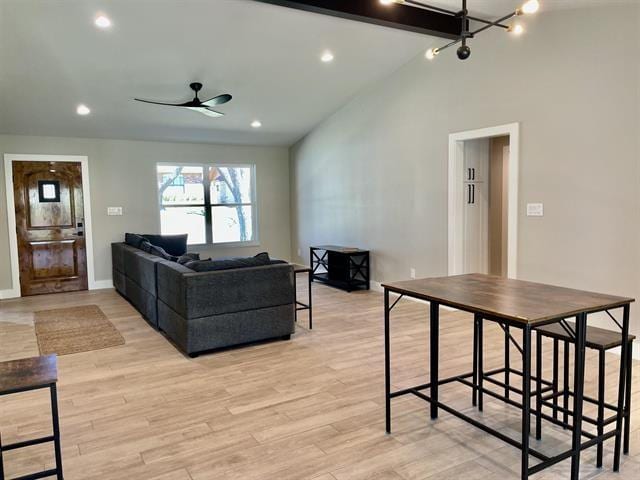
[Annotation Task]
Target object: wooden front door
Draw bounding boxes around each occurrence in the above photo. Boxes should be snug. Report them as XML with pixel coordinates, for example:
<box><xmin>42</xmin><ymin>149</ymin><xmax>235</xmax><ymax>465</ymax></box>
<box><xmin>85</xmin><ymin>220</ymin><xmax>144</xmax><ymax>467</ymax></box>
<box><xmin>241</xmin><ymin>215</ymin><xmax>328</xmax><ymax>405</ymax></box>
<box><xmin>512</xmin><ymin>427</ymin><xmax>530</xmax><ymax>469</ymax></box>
<box><xmin>12</xmin><ymin>161</ymin><xmax>88</xmax><ymax>296</ymax></box>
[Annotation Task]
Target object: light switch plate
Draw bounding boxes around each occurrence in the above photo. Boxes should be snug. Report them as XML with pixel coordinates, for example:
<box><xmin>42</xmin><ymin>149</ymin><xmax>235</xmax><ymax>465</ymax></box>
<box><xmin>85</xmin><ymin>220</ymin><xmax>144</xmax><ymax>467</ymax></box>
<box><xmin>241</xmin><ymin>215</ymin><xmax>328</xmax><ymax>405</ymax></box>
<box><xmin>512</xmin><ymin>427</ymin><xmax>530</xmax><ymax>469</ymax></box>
<box><xmin>107</xmin><ymin>207</ymin><xmax>123</xmax><ymax>216</ymax></box>
<box><xmin>527</xmin><ymin>203</ymin><xmax>544</xmax><ymax>217</ymax></box>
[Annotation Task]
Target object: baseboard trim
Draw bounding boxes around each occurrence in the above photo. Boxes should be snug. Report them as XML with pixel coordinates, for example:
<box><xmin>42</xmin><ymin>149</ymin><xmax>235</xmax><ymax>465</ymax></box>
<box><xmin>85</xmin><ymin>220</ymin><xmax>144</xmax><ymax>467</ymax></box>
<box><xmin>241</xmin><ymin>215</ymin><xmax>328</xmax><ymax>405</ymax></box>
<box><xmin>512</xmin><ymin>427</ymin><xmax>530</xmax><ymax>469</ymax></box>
<box><xmin>90</xmin><ymin>279</ymin><xmax>114</xmax><ymax>290</ymax></box>
<box><xmin>0</xmin><ymin>288</ymin><xmax>20</xmax><ymax>300</ymax></box>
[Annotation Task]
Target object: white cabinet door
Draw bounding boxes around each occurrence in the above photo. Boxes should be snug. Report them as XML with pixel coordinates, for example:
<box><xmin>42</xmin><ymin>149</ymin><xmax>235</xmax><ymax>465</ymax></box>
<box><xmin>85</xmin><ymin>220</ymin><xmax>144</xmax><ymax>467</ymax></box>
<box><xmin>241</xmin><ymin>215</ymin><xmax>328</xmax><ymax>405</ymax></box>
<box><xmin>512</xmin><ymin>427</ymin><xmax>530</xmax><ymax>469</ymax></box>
<box><xmin>462</xmin><ymin>139</ymin><xmax>489</xmax><ymax>274</ymax></box>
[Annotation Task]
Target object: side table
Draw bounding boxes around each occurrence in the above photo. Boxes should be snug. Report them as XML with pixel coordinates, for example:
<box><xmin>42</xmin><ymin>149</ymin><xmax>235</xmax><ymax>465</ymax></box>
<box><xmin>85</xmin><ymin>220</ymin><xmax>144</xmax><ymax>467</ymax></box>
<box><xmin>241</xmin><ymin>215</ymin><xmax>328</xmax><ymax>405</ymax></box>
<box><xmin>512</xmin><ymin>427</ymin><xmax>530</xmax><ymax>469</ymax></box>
<box><xmin>0</xmin><ymin>355</ymin><xmax>63</xmax><ymax>480</ymax></box>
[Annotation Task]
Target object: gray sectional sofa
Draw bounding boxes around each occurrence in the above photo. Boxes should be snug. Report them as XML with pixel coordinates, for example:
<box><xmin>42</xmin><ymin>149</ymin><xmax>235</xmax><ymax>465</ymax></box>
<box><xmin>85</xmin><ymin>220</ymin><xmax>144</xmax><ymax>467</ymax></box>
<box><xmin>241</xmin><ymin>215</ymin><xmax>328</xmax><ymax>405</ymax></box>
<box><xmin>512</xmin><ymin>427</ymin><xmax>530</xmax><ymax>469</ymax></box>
<box><xmin>112</xmin><ymin>243</ymin><xmax>296</xmax><ymax>356</ymax></box>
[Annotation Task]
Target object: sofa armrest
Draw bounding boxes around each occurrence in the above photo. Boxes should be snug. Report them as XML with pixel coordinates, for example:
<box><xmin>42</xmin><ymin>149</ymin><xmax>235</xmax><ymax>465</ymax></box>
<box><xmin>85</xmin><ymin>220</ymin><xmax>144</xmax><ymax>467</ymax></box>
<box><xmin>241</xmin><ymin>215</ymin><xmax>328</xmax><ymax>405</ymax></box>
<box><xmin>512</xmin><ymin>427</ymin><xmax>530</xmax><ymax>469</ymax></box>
<box><xmin>157</xmin><ymin>262</ymin><xmax>295</xmax><ymax>319</ymax></box>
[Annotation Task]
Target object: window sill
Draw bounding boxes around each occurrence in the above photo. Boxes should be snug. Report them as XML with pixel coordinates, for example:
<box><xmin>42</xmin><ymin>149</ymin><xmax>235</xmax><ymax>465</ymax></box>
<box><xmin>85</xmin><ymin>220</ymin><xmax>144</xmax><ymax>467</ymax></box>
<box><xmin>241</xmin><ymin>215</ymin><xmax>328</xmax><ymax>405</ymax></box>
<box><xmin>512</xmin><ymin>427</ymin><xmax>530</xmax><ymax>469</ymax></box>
<box><xmin>188</xmin><ymin>240</ymin><xmax>261</xmax><ymax>250</ymax></box>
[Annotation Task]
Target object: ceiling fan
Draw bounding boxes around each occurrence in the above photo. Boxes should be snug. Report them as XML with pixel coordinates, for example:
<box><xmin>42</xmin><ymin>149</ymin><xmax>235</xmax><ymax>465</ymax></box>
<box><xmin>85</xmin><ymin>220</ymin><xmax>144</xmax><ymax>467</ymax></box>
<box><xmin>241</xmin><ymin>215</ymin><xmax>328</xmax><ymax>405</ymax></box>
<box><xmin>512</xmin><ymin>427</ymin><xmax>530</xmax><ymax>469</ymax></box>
<box><xmin>134</xmin><ymin>82</ymin><xmax>232</xmax><ymax>118</ymax></box>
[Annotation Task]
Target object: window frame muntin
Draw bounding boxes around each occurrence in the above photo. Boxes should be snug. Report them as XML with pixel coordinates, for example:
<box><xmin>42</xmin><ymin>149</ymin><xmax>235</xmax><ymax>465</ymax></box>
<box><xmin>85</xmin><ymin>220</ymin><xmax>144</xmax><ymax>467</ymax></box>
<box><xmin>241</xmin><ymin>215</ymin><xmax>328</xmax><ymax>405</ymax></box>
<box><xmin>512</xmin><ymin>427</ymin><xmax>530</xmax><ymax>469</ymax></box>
<box><xmin>156</xmin><ymin>162</ymin><xmax>259</xmax><ymax>247</ymax></box>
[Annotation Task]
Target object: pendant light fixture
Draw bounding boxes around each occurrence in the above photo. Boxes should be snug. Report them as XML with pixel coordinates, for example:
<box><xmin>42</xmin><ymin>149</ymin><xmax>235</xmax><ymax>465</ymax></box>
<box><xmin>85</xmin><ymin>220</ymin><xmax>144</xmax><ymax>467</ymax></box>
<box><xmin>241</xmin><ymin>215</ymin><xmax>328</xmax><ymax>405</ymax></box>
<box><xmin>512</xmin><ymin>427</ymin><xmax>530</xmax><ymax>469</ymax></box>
<box><xmin>380</xmin><ymin>0</ymin><xmax>540</xmax><ymax>61</ymax></box>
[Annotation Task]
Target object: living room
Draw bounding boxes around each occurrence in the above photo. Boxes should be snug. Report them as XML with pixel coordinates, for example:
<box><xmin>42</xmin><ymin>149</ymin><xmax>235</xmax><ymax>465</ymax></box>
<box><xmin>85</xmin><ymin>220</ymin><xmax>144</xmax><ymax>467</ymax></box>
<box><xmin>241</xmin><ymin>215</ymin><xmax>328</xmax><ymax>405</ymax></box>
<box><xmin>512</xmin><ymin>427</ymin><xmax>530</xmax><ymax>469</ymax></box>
<box><xmin>0</xmin><ymin>0</ymin><xmax>639</xmax><ymax>479</ymax></box>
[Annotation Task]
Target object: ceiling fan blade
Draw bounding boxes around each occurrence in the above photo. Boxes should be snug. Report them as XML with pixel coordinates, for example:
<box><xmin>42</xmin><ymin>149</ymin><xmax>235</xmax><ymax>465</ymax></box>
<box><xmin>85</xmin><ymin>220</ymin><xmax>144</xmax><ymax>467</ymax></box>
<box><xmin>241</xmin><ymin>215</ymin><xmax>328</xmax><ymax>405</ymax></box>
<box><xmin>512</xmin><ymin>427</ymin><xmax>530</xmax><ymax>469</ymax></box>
<box><xmin>135</xmin><ymin>98</ymin><xmax>195</xmax><ymax>107</ymax></box>
<box><xmin>187</xmin><ymin>107</ymin><xmax>224</xmax><ymax>118</ymax></box>
<box><xmin>202</xmin><ymin>94</ymin><xmax>232</xmax><ymax>107</ymax></box>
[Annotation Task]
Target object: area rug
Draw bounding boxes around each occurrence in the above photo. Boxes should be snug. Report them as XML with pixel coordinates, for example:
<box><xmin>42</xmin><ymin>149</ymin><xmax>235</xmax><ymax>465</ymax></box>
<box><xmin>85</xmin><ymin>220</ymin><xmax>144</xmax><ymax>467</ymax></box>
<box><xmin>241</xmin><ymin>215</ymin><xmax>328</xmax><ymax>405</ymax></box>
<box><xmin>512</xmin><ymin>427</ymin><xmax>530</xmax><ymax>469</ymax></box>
<box><xmin>34</xmin><ymin>305</ymin><xmax>125</xmax><ymax>356</ymax></box>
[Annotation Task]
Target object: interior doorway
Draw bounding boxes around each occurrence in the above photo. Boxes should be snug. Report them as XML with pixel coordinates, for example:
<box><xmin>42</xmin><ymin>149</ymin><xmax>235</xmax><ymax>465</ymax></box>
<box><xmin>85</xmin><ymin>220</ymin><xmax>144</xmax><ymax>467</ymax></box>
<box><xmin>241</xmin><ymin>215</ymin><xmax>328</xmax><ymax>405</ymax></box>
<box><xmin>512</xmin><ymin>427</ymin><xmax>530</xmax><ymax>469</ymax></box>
<box><xmin>448</xmin><ymin>123</ymin><xmax>519</xmax><ymax>278</ymax></box>
<box><xmin>4</xmin><ymin>154</ymin><xmax>96</xmax><ymax>297</ymax></box>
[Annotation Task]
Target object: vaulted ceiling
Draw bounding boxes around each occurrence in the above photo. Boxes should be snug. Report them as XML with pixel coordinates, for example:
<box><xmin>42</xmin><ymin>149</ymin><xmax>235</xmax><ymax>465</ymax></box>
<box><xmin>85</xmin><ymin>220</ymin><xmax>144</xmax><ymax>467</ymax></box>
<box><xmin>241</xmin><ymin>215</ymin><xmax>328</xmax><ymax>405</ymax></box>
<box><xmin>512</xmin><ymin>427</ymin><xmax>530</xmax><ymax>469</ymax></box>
<box><xmin>1</xmin><ymin>0</ymin><xmax>634</xmax><ymax>146</ymax></box>
<box><xmin>0</xmin><ymin>0</ymin><xmax>430</xmax><ymax>146</ymax></box>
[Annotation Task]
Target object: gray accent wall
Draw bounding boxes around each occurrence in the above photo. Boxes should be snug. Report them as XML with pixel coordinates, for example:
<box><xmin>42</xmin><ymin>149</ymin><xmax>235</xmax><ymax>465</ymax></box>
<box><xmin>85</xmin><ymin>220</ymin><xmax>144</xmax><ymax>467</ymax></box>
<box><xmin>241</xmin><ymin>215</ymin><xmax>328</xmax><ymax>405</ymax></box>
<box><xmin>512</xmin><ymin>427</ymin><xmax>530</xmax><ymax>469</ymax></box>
<box><xmin>0</xmin><ymin>135</ymin><xmax>291</xmax><ymax>290</ymax></box>
<box><xmin>290</xmin><ymin>6</ymin><xmax>640</xmax><ymax>336</ymax></box>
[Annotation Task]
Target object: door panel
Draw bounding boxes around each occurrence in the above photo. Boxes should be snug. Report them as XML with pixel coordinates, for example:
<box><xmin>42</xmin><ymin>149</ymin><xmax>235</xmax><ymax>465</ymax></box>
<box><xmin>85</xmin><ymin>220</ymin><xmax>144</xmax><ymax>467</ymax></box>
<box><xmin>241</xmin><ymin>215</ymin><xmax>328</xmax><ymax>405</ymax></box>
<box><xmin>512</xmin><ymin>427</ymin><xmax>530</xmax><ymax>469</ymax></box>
<box><xmin>13</xmin><ymin>161</ymin><xmax>88</xmax><ymax>296</ymax></box>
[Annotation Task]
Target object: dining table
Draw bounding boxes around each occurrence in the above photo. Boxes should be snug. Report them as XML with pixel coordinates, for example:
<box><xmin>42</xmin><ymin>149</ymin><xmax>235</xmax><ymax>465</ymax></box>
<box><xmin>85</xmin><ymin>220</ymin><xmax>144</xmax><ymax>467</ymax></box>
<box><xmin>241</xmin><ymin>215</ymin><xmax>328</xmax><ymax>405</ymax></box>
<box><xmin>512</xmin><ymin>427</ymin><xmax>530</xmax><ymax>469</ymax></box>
<box><xmin>382</xmin><ymin>273</ymin><xmax>634</xmax><ymax>479</ymax></box>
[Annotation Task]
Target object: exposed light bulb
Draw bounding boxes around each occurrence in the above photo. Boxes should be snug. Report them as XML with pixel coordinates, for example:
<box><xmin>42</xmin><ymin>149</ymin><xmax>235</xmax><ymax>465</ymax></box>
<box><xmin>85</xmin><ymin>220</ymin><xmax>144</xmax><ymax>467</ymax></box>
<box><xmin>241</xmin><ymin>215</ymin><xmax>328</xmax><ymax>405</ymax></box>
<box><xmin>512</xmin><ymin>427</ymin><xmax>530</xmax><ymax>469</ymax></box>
<box><xmin>321</xmin><ymin>51</ymin><xmax>334</xmax><ymax>63</ymax></box>
<box><xmin>94</xmin><ymin>14</ymin><xmax>112</xmax><ymax>28</ymax></box>
<box><xmin>509</xmin><ymin>24</ymin><xmax>525</xmax><ymax>35</ymax></box>
<box><xmin>76</xmin><ymin>104</ymin><xmax>91</xmax><ymax>115</ymax></box>
<box><xmin>521</xmin><ymin>0</ymin><xmax>539</xmax><ymax>14</ymax></box>
<box><xmin>251</xmin><ymin>120</ymin><xmax>262</xmax><ymax>128</ymax></box>
<box><xmin>425</xmin><ymin>48</ymin><xmax>439</xmax><ymax>60</ymax></box>
<box><xmin>380</xmin><ymin>0</ymin><xmax>394</xmax><ymax>4</ymax></box>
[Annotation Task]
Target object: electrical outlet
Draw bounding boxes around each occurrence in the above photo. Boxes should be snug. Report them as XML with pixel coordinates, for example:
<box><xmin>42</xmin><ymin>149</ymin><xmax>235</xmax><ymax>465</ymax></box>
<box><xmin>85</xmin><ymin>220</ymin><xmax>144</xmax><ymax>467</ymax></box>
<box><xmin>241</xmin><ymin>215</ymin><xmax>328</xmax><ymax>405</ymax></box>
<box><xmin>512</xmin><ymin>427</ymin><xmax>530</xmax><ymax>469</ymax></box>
<box><xmin>410</xmin><ymin>268</ymin><xmax>416</xmax><ymax>279</ymax></box>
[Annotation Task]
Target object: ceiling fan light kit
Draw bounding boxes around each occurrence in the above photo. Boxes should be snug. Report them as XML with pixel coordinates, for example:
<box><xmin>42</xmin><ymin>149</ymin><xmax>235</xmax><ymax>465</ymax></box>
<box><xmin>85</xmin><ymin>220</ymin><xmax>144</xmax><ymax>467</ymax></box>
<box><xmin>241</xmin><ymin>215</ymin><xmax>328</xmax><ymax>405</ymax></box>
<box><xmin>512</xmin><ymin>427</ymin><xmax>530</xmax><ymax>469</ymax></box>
<box><xmin>134</xmin><ymin>82</ymin><xmax>232</xmax><ymax>118</ymax></box>
<box><xmin>381</xmin><ymin>0</ymin><xmax>540</xmax><ymax>61</ymax></box>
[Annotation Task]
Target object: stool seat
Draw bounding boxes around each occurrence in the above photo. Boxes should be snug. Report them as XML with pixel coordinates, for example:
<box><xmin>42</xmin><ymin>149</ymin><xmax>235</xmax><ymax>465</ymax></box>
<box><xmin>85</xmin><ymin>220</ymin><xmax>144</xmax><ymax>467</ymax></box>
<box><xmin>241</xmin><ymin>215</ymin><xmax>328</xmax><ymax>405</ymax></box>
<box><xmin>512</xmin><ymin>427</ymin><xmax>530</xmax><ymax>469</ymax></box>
<box><xmin>0</xmin><ymin>354</ymin><xmax>57</xmax><ymax>395</ymax></box>
<box><xmin>536</xmin><ymin>322</ymin><xmax>635</xmax><ymax>350</ymax></box>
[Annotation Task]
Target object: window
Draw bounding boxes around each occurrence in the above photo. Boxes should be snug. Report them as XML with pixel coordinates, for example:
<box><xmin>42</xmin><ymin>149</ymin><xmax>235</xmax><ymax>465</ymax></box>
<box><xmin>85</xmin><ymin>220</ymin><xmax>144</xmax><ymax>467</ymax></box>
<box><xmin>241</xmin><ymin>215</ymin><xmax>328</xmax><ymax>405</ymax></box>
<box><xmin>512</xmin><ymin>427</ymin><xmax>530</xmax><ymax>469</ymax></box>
<box><xmin>157</xmin><ymin>164</ymin><xmax>257</xmax><ymax>245</ymax></box>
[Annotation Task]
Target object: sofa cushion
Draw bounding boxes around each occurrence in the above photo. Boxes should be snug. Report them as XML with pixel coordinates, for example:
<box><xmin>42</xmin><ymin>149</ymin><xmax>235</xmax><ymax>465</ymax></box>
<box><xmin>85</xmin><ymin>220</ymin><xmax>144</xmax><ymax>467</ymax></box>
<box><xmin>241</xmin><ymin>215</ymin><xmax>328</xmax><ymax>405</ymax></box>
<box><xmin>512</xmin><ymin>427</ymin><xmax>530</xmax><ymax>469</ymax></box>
<box><xmin>177</xmin><ymin>252</ymin><xmax>200</xmax><ymax>265</ymax></box>
<box><xmin>186</xmin><ymin>252</ymin><xmax>271</xmax><ymax>272</ymax></box>
<box><xmin>142</xmin><ymin>234</ymin><xmax>188</xmax><ymax>256</ymax></box>
<box><xmin>125</xmin><ymin>233</ymin><xmax>146</xmax><ymax>249</ymax></box>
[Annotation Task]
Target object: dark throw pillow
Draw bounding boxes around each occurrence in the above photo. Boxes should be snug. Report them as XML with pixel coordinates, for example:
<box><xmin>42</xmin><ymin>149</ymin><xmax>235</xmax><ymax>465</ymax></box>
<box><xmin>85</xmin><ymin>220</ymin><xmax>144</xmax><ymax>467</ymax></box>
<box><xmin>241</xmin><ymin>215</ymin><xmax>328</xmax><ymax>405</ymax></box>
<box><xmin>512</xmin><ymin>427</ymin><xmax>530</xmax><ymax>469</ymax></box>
<box><xmin>177</xmin><ymin>252</ymin><xmax>200</xmax><ymax>265</ymax></box>
<box><xmin>186</xmin><ymin>252</ymin><xmax>272</xmax><ymax>272</ymax></box>
<box><xmin>142</xmin><ymin>234</ymin><xmax>188</xmax><ymax>256</ymax></box>
<box><xmin>148</xmin><ymin>243</ymin><xmax>178</xmax><ymax>261</ymax></box>
<box><xmin>125</xmin><ymin>233</ymin><xmax>146</xmax><ymax>249</ymax></box>
<box><xmin>139</xmin><ymin>240</ymin><xmax>153</xmax><ymax>253</ymax></box>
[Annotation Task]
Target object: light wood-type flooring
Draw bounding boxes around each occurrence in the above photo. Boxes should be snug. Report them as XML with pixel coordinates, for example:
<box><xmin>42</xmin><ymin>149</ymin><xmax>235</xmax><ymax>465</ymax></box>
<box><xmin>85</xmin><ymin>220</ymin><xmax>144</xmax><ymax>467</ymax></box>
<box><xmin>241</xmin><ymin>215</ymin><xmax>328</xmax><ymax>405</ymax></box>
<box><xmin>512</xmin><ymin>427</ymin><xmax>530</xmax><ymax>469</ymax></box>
<box><xmin>0</xmin><ymin>284</ymin><xmax>638</xmax><ymax>479</ymax></box>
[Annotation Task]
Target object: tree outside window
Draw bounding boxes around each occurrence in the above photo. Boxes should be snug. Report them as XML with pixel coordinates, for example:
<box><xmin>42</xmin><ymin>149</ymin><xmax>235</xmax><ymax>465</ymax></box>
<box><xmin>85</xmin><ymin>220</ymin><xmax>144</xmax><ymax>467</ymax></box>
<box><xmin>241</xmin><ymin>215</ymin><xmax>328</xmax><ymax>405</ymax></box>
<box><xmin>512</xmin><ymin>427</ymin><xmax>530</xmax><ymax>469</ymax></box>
<box><xmin>157</xmin><ymin>164</ymin><xmax>256</xmax><ymax>245</ymax></box>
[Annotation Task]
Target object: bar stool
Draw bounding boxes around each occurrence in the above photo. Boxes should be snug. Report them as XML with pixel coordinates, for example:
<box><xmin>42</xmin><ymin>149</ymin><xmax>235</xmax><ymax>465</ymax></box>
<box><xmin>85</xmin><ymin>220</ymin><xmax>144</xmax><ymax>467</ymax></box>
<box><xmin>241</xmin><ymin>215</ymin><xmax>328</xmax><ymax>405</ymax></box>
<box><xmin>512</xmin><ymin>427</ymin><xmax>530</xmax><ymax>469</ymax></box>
<box><xmin>535</xmin><ymin>321</ymin><xmax>634</xmax><ymax>469</ymax></box>
<box><xmin>0</xmin><ymin>355</ymin><xmax>63</xmax><ymax>479</ymax></box>
<box><xmin>473</xmin><ymin>318</ymin><xmax>633</xmax><ymax>470</ymax></box>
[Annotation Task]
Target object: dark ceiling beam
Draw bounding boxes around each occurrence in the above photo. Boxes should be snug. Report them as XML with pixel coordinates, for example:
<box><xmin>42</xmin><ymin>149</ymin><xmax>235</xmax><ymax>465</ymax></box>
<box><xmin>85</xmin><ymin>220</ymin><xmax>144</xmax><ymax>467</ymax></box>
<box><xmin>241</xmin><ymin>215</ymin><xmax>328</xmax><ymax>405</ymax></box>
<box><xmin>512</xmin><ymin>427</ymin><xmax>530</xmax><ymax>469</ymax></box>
<box><xmin>254</xmin><ymin>0</ymin><xmax>462</xmax><ymax>39</ymax></box>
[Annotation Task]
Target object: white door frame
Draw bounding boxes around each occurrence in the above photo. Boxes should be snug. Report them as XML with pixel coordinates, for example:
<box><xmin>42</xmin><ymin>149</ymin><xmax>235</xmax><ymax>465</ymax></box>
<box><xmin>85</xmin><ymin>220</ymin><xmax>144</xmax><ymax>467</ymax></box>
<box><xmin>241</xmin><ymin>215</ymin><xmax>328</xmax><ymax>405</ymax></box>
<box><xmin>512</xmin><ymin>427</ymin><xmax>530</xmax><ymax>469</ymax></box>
<box><xmin>2</xmin><ymin>154</ymin><xmax>98</xmax><ymax>299</ymax></box>
<box><xmin>448</xmin><ymin>123</ymin><xmax>519</xmax><ymax>278</ymax></box>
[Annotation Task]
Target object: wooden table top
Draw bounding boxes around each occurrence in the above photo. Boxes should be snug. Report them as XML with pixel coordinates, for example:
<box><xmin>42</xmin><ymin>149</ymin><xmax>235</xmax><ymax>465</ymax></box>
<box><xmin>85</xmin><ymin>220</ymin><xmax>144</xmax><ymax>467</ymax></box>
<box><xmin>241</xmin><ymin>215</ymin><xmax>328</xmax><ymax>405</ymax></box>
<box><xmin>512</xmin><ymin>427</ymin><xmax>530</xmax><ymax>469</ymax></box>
<box><xmin>382</xmin><ymin>274</ymin><xmax>634</xmax><ymax>325</ymax></box>
<box><xmin>311</xmin><ymin>245</ymin><xmax>369</xmax><ymax>254</ymax></box>
<box><xmin>290</xmin><ymin>263</ymin><xmax>311</xmax><ymax>273</ymax></box>
<box><xmin>0</xmin><ymin>355</ymin><xmax>58</xmax><ymax>395</ymax></box>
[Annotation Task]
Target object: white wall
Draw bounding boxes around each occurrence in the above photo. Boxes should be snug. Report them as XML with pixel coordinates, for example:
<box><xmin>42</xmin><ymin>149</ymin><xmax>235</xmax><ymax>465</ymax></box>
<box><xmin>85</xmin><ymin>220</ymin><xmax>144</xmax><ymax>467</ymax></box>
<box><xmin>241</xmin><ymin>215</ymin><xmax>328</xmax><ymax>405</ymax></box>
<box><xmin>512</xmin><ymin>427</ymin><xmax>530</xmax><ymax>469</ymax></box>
<box><xmin>290</xmin><ymin>5</ymin><xmax>640</xmax><ymax>338</ymax></box>
<box><xmin>0</xmin><ymin>135</ymin><xmax>291</xmax><ymax>292</ymax></box>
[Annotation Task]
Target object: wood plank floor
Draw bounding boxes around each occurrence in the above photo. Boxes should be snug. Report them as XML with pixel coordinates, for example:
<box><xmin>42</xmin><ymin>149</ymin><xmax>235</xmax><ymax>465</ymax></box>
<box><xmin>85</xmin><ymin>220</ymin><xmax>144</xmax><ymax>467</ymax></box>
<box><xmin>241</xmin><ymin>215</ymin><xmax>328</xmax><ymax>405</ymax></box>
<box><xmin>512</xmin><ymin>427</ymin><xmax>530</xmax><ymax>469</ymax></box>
<box><xmin>0</xmin><ymin>284</ymin><xmax>638</xmax><ymax>479</ymax></box>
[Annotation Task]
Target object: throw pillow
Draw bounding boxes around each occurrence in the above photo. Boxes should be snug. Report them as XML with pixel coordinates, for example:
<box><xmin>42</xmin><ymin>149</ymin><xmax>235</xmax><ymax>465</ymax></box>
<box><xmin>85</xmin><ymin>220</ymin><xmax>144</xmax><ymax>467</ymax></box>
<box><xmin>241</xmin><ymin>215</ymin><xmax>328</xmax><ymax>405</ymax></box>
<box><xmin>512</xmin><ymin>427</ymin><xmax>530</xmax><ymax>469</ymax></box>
<box><xmin>142</xmin><ymin>234</ymin><xmax>188</xmax><ymax>256</ymax></box>
<box><xmin>139</xmin><ymin>240</ymin><xmax>153</xmax><ymax>253</ymax></box>
<box><xmin>125</xmin><ymin>233</ymin><xmax>146</xmax><ymax>249</ymax></box>
<box><xmin>148</xmin><ymin>243</ymin><xmax>178</xmax><ymax>261</ymax></box>
<box><xmin>186</xmin><ymin>252</ymin><xmax>272</xmax><ymax>272</ymax></box>
<box><xmin>177</xmin><ymin>252</ymin><xmax>200</xmax><ymax>265</ymax></box>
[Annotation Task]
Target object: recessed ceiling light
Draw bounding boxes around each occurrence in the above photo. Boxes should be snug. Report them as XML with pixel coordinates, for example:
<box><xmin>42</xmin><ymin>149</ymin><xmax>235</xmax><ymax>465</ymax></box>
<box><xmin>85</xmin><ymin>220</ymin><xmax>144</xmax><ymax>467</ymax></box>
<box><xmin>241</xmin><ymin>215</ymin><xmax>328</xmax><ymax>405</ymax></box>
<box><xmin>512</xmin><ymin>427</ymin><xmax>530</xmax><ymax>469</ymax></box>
<box><xmin>94</xmin><ymin>14</ymin><xmax>112</xmax><ymax>29</ymax></box>
<box><xmin>251</xmin><ymin>120</ymin><xmax>262</xmax><ymax>128</ymax></box>
<box><xmin>321</xmin><ymin>51</ymin><xmax>334</xmax><ymax>63</ymax></box>
<box><xmin>76</xmin><ymin>104</ymin><xmax>91</xmax><ymax>116</ymax></box>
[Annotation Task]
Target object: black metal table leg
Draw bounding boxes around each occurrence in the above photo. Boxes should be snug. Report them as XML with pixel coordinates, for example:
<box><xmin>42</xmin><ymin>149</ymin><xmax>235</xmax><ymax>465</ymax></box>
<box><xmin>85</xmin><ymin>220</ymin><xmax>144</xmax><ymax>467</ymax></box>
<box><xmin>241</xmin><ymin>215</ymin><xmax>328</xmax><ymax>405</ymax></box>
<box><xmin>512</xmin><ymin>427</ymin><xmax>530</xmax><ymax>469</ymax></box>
<box><xmin>293</xmin><ymin>271</ymin><xmax>298</xmax><ymax>323</ymax></box>
<box><xmin>570</xmin><ymin>313</ymin><xmax>588</xmax><ymax>480</ymax></box>
<box><xmin>552</xmin><ymin>339</ymin><xmax>559</xmax><ymax>421</ymax></box>
<box><xmin>472</xmin><ymin>317</ymin><xmax>478</xmax><ymax>407</ymax></box>
<box><xmin>614</xmin><ymin>304</ymin><xmax>631</xmax><ymax>471</ymax></box>
<box><xmin>536</xmin><ymin>330</ymin><xmax>542</xmax><ymax>440</ymax></box>
<box><xmin>563</xmin><ymin>340</ymin><xmax>570</xmax><ymax>429</ymax></box>
<box><xmin>430</xmin><ymin>302</ymin><xmax>440</xmax><ymax>420</ymax></box>
<box><xmin>624</xmin><ymin>339</ymin><xmax>633</xmax><ymax>455</ymax></box>
<box><xmin>477</xmin><ymin>314</ymin><xmax>483</xmax><ymax>412</ymax></box>
<box><xmin>521</xmin><ymin>325</ymin><xmax>532</xmax><ymax>480</ymax></box>
<box><xmin>505</xmin><ymin>325</ymin><xmax>511</xmax><ymax>400</ymax></box>
<box><xmin>0</xmin><ymin>429</ymin><xmax>4</xmax><ymax>480</ymax></box>
<box><xmin>597</xmin><ymin>349</ymin><xmax>605</xmax><ymax>468</ymax></box>
<box><xmin>308</xmin><ymin>269</ymin><xmax>313</xmax><ymax>330</ymax></box>
<box><xmin>385</xmin><ymin>289</ymin><xmax>391</xmax><ymax>433</ymax></box>
<box><xmin>50</xmin><ymin>384</ymin><xmax>63</xmax><ymax>480</ymax></box>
